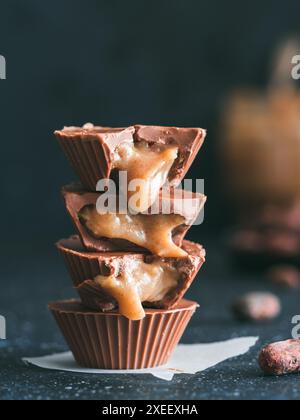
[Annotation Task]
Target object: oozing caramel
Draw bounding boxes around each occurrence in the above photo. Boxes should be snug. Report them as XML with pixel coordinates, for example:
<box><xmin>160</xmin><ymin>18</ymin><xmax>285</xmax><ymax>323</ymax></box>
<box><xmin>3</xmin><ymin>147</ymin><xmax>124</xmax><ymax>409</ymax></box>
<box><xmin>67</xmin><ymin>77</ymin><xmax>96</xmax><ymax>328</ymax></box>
<box><xmin>112</xmin><ymin>142</ymin><xmax>178</xmax><ymax>212</ymax></box>
<box><xmin>79</xmin><ymin>206</ymin><xmax>187</xmax><ymax>258</ymax></box>
<box><xmin>95</xmin><ymin>259</ymin><xmax>180</xmax><ymax>320</ymax></box>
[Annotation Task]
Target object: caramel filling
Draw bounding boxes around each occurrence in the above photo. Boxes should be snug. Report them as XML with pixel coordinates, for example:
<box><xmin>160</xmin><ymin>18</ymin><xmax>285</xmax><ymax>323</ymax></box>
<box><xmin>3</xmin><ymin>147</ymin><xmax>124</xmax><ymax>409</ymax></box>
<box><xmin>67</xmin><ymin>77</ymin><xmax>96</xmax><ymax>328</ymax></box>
<box><xmin>79</xmin><ymin>206</ymin><xmax>187</xmax><ymax>258</ymax></box>
<box><xmin>95</xmin><ymin>259</ymin><xmax>180</xmax><ymax>320</ymax></box>
<box><xmin>112</xmin><ymin>142</ymin><xmax>178</xmax><ymax>212</ymax></box>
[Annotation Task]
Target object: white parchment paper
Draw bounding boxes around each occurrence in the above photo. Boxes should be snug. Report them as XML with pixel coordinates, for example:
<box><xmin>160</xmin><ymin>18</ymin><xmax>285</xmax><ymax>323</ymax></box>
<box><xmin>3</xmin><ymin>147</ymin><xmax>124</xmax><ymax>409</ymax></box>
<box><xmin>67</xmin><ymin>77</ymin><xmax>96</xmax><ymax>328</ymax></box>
<box><xmin>23</xmin><ymin>336</ymin><xmax>258</xmax><ymax>381</ymax></box>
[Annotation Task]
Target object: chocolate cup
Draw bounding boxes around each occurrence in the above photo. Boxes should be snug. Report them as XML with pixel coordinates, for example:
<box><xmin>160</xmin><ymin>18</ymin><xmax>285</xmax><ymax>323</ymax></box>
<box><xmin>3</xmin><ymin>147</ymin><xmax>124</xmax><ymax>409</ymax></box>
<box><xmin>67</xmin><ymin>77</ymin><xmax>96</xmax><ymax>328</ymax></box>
<box><xmin>49</xmin><ymin>299</ymin><xmax>199</xmax><ymax>370</ymax></box>
<box><xmin>55</xmin><ymin>124</ymin><xmax>206</xmax><ymax>191</ymax></box>
<box><xmin>62</xmin><ymin>183</ymin><xmax>206</xmax><ymax>253</ymax></box>
<box><xmin>56</xmin><ymin>235</ymin><xmax>205</xmax><ymax>311</ymax></box>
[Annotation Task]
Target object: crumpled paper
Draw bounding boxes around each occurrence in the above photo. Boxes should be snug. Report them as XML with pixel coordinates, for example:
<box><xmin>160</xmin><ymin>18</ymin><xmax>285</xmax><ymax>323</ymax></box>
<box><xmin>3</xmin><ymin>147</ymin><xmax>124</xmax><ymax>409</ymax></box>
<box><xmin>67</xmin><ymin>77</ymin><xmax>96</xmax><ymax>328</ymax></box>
<box><xmin>23</xmin><ymin>336</ymin><xmax>258</xmax><ymax>381</ymax></box>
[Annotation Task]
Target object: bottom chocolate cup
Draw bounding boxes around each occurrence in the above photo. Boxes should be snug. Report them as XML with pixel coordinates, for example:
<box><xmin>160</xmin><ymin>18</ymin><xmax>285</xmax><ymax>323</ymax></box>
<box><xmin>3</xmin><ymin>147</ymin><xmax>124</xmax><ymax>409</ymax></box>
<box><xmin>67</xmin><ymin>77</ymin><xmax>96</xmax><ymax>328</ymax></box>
<box><xmin>49</xmin><ymin>299</ymin><xmax>198</xmax><ymax>370</ymax></box>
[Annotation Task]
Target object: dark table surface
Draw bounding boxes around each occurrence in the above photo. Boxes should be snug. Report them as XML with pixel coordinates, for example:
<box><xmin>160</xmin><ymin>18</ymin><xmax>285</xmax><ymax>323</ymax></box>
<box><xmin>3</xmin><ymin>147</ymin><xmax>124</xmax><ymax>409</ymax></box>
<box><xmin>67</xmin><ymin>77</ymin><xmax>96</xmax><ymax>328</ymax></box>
<box><xmin>1</xmin><ymin>236</ymin><xmax>299</xmax><ymax>401</ymax></box>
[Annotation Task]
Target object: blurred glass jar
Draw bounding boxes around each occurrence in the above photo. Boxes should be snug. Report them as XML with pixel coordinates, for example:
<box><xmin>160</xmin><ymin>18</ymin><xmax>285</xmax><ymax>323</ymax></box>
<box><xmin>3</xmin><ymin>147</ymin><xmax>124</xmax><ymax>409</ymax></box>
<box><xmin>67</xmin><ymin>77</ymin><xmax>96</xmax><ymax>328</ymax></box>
<box><xmin>221</xmin><ymin>88</ymin><xmax>300</xmax><ymax>216</ymax></box>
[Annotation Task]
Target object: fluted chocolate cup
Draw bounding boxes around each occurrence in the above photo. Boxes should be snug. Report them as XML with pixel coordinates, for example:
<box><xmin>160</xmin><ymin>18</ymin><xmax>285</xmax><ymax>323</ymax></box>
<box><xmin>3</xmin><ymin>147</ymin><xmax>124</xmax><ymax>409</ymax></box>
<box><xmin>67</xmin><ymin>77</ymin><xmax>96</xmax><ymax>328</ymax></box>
<box><xmin>56</xmin><ymin>235</ymin><xmax>205</xmax><ymax>313</ymax></box>
<box><xmin>49</xmin><ymin>299</ymin><xmax>198</xmax><ymax>370</ymax></box>
<box><xmin>54</xmin><ymin>124</ymin><xmax>206</xmax><ymax>191</ymax></box>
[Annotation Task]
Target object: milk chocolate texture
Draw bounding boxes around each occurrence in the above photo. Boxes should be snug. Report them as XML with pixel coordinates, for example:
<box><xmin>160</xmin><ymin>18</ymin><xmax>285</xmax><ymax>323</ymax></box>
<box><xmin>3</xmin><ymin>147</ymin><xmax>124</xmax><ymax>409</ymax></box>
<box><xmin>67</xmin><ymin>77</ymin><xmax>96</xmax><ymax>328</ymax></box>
<box><xmin>55</xmin><ymin>124</ymin><xmax>206</xmax><ymax>212</ymax></box>
<box><xmin>49</xmin><ymin>299</ymin><xmax>199</xmax><ymax>369</ymax></box>
<box><xmin>62</xmin><ymin>184</ymin><xmax>206</xmax><ymax>258</ymax></box>
<box><xmin>56</xmin><ymin>236</ymin><xmax>205</xmax><ymax>320</ymax></box>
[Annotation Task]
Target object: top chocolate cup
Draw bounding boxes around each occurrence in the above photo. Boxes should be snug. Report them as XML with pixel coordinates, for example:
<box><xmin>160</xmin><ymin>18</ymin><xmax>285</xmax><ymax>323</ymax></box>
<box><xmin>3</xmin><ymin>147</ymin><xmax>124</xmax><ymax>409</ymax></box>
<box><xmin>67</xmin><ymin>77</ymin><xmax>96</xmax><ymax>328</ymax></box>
<box><xmin>55</xmin><ymin>124</ymin><xmax>206</xmax><ymax>211</ymax></box>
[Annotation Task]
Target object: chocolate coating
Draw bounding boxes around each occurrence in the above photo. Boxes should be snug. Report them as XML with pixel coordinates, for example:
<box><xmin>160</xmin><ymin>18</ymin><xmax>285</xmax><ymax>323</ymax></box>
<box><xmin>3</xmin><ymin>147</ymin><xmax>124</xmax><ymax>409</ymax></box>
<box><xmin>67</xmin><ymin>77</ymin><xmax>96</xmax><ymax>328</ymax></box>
<box><xmin>54</xmin><ymin>124</ymin><xmax>206</xmax><ymax>191</ymax></box>
<box><xmin>56</xmin><ymin>235</ymin><xmax>205</xmax><ymax>312</ymax></box>
<box><xmin>49</xmin><ymin>299</ymin><xmax>199</xmax><ymax>369</ymax></box>
<box><xmin>62</xmin><ymin>183</ymin><xmax>206</xmax><ymax>253</ymax></box>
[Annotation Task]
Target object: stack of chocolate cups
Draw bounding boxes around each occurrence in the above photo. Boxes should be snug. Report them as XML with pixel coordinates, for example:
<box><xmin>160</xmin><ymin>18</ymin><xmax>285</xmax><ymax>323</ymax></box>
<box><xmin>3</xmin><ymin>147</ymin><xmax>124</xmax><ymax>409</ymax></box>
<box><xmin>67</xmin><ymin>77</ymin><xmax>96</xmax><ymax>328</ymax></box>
<box><xmin>50</xmin><ymin>124</ymin><xmax>207</xmax><ymax>370</ymax></box>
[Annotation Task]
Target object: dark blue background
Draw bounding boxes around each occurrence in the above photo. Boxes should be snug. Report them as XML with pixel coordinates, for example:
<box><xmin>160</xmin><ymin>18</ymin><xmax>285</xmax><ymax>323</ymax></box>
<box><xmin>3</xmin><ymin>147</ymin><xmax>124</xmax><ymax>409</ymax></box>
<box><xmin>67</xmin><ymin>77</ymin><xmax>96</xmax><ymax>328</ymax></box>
<box><xmin>1</xmin><ymin>1</ymin><xmax>300</xmax><ymax>400</ymax></box>
<box><xmin>0</xmin><ymin>0</ymin><xmax>300</xmax><ymax>253</ymax></box>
